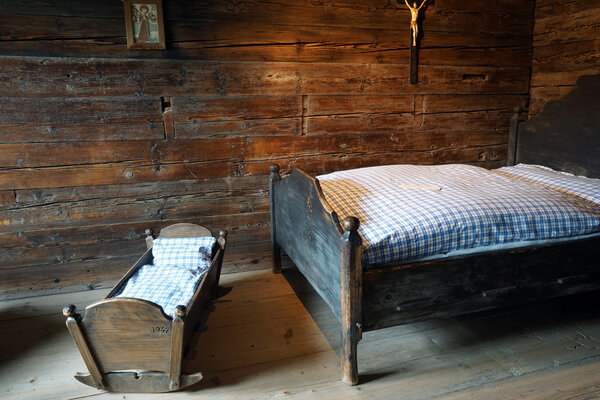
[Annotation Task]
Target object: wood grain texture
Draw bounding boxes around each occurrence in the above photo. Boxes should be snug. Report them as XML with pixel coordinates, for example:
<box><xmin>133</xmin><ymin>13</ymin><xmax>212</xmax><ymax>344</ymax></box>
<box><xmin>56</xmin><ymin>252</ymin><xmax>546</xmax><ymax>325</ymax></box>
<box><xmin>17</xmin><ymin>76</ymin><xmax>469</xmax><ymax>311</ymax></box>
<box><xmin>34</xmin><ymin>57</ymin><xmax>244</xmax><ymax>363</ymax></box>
<box><xmin>82</xmin><ymin>298</ymin><xmax>172</xmax><ymax>372</ymax></box>
<box><xmin>270</xmin><ymin>80</ymin><xmax>600</xmax><ymax>385</ymax></box>
<box><xmin>0</xmin><ymin>57</ymin><xmax>531</xmax><ymax>98</ymax></box>
<box><xmin>529</xmin><ymin>0</ymin><xmax>600</xmax><ymax>116</ymax></box>
<box><xmin>0</xmin><ymin>0</ymin><xmax>534</xmax><ymax>298</ymax></box>
<box><xmin>339</xmin><ymin>217</ymin><xmax>362</xmax><ymax>385</ymax></box>
<box><xmin>0</xmin><ymin>0</ymin><xmax>534</xmax><ymax>62</ymax></box>
<box><xmin>182</xmin><ymin>245</ymin><xmax>226</xmax><ymax>352</ymax></box>
<box><xmin>74</xmin><ymin>371</ymin><xmax>203</xmax><ymax>394</ymax></box>
<box><xmin>158</xmin><ymin>223</ymin><xmax>212</xmax><ymax>238</ymax></box>
<box><xmin>269</xmin><ymin>165</ymin><xmax>282</xmax><ymax>274</ymax></box>
<box><xmin>0</xmin><ymin>190</ymin><xmax>15</xmax><ymax>205</ymax></box>
<box><xmin>363</xmin><ymin>237</ymin><xmax>600</xmax><ymax>331</ymax></box>
<box><xmin>517</xmin><ymin>73</ymin><xmax>600</xmax><ymax>178</ymax></box>
<box><xmin>3</xmin><ymin>269</ymin><xmax>600</xmax><ymax>398</ymax></box>
<box><xmin>0</xmin><ymin>97</ymin><xmax>164</xmax><ymax>142</ymax></box>
<box><xmin>0</xmin><ymin>132</ymin><xmax>506</xmax><ymax>190</ymax></box>
<box><xmin>63</xmin><ymin>306</ymin><xmax>105</xmax><ymax>390</ymax></box>
<box><xmin>64</xmin><ymin>223</ymin><xmax>225</xmax><ymax>392</ymax></box>
<box><xmin>169</xmin><ymin>311</ymin><xmax>185</xmax><ymax>390</ymax></box>
<box><xmin>272</xmin><ymin>168</ymin><xmax>344</xmax><ymax>319</ymax></box>
<box><xmin>0</xmin><ymin>214</ymin><xmax>265</xmax><ymax>268</ymax></box>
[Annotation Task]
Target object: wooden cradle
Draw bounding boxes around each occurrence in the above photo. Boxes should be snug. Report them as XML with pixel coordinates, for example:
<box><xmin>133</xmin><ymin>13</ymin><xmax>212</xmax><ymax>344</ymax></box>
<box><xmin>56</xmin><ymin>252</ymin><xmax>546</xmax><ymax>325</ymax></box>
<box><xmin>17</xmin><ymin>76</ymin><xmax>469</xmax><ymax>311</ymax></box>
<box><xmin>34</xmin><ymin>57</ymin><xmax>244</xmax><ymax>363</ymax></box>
<box><xmin>269</xmin><ymin>74</ymin><xmax>600</xmax><ymax>385</ymax></box>
<box><xmin>63</xmin><ymin>223</ymin><xmax>227</xmax><ymax>393</ymax></box>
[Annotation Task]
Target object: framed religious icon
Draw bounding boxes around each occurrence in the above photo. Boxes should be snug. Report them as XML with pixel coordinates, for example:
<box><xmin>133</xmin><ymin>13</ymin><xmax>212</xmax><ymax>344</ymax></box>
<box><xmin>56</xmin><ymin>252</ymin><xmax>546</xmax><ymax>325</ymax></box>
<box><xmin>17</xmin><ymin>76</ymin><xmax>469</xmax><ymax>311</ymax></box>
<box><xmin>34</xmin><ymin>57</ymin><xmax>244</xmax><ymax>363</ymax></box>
<box><xmin>123</xmin><ymin>0</ymin><xmax>166</xmax><ymax>49</ymax></box>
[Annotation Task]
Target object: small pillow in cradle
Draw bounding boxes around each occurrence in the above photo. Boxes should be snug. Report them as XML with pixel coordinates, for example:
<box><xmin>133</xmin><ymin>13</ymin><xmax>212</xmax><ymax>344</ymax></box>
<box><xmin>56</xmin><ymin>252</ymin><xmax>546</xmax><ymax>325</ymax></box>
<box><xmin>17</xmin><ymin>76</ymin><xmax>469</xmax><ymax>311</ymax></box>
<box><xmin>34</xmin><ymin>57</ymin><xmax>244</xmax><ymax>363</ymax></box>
<box><xmin>151</xmin><ymin>236</ymin><xmax>216</xmax><ymax>272</ymax></box>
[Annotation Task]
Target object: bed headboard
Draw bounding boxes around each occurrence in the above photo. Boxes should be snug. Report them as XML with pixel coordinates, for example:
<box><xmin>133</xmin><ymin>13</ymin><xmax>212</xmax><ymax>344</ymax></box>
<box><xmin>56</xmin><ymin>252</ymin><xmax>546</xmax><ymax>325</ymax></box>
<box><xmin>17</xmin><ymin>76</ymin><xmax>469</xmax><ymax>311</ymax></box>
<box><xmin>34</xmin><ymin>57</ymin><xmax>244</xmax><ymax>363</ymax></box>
<box><xmin>508</xmin><ymin>73</ymin><xmax>600</xmax><ymax>179</ymax></box>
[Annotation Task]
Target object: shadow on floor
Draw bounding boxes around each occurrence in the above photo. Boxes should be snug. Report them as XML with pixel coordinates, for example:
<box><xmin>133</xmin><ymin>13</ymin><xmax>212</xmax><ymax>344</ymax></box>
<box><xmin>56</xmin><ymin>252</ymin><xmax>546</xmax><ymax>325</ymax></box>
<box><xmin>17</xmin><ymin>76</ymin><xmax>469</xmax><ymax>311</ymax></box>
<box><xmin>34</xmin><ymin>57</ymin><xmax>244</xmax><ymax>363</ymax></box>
<box><xmin>0</xmin><ymin>309</ymin><xmax>66</xmax><ymax>369</ymax></box>
<box><xmin>181</xmin><ymin>271</ymin><xmax>334</xmax><ymax>391</ymax></box>
<box><xmin>282</xmin><ymin>257</ymin><xmax>600</xmax><ymax>349</ymax></box>
<box><xmin>275</xmin><ymin>262</ymin><xmax>600</xmax><ymax>385</ymax></box>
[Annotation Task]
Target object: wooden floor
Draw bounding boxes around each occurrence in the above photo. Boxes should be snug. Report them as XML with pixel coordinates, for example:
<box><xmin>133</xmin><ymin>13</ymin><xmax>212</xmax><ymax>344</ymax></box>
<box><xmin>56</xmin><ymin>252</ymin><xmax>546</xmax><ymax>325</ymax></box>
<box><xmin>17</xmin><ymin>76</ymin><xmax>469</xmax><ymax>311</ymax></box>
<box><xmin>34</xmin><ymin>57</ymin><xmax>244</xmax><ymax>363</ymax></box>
<box><xmin>2</xmin><ymin>267</ymin><xmax>600</xmax><ymax>399</ymax></box>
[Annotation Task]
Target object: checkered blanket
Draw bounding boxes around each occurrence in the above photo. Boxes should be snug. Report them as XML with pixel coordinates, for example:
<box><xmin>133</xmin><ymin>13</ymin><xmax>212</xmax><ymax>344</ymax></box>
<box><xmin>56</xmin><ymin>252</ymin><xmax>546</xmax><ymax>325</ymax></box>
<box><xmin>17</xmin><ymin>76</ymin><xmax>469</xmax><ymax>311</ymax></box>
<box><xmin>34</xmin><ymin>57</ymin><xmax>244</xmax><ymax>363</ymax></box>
<box><xmin>317</xmin><ymin>164</ymin><xmax>600</xmax><ymax>267</ymax></box>
<box><xmin>115</xmin><ymin>237</ymin><xmax>216</xmax><ymax>317</ymax></box>
<box><xmin>496</xmin><ymin>164</ymin><xmax>600</xmax><ymax>206</ymax></box>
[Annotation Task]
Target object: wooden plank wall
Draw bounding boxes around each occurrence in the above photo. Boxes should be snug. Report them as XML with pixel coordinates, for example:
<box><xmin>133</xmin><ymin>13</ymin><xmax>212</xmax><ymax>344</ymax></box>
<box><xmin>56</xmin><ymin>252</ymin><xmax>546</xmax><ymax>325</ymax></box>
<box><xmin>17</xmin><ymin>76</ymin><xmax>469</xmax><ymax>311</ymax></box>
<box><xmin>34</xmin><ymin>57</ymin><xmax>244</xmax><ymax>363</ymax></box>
<box><xmin>530</xmin><ymin>0</ymin><xmax>600</xmax><ymax>116</ymax></box>
<box><xmin>0</xmin><ymin>0</ymin><xmax>534</xmax><ymax>299</ymax></box>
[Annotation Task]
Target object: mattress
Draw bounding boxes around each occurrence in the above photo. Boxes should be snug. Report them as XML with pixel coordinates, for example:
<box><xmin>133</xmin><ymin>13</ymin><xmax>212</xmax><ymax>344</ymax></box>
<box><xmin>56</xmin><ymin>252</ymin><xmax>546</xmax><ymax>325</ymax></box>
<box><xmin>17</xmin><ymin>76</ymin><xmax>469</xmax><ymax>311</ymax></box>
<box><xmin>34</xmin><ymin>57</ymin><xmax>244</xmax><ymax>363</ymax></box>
<box><xmin>317</xmin><ymin>164</ymin><xmax>600</xmax><ymax>268</ymax></box>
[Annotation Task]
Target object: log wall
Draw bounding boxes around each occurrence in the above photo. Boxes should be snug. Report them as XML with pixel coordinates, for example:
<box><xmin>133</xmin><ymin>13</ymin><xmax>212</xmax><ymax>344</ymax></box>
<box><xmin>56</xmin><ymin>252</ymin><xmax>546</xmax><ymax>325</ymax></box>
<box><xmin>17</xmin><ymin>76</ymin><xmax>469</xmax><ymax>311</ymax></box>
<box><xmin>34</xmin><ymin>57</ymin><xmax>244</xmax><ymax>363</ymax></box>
<box><xmin>530</xmin><ymin>0</ymin><xmax>600</xmax><ymax>116</ymax></box>
<box><xmin>0</xmin><ymin>0</ymin><xmax>534</xmax><ymax>299</ymax></box>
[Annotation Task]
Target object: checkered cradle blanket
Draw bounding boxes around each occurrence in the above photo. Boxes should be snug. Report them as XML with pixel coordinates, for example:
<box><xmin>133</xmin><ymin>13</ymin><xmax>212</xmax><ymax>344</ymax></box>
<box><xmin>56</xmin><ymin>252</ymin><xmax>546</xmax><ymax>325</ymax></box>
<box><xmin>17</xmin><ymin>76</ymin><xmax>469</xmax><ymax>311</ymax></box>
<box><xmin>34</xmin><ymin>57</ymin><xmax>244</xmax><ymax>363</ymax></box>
<box><xmin>317</xmin><ymin>164</ymin><xmax>600</xmax><ymax>267</ymax></box>
<box><xmin>115</xmin><ymin>237</ymin><xmax>216</xmax><ymax>317</ymax></box>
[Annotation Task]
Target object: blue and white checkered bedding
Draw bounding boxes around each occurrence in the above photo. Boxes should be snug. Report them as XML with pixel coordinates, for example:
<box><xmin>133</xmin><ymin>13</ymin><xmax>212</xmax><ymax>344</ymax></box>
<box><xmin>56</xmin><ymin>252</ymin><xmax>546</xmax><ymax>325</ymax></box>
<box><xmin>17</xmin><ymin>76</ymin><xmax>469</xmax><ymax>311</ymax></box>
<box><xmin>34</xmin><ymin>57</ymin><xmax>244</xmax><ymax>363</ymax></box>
<box><xmin>496</xmin><ymin>164</ymin><xmax>600</xmax><ymax>206</ymax></box>
<box><xmin>151</xmin><ymin>237</ymin><xmax>216</xmax><ymax>269</ymax></box>
<box><xmin>114</xmin><ymin>237</ymin><xmax>216</xmax><ymax>317</ymax></box>
<box><xmin>317</xmin><ymin>164</ymin><xmax>600</xmax><ymax>268</ymax></box>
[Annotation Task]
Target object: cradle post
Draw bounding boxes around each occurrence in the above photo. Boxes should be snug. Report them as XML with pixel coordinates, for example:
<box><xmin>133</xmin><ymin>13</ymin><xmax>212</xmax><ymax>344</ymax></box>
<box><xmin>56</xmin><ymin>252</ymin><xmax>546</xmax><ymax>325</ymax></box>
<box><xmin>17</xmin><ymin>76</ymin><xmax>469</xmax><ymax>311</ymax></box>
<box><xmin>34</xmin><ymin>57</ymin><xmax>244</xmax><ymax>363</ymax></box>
<box><xmin>63</xmin><ymin>305</ymin><xmax>105</xmax><ymax>390</ymax></box>
<box><xmin>145</xmin><ymin>228</ymin><xmax>154</xmax><ymax>250</ymax></box>
<box><xmin>269</xmin><ymin>164</ymin><xmax>282</xmax><ymax>274</ymax></box>
<box><xmin>169</xmin><ymin>305</ymin><xmax>186</xmax><ymax>391</ymax></box>
<box><xmin>340</xmin><ymin>217</ymin><xmax>363</xmax><ymax>386</ymax></box>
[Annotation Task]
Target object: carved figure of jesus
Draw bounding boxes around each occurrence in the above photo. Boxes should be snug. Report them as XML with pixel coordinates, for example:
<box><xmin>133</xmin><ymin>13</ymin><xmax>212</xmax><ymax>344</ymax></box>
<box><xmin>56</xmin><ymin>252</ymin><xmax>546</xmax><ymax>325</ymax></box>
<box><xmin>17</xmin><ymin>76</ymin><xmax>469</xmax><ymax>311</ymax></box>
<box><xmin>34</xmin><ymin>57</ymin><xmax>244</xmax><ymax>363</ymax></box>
<box><xmin>404</xmin><ymin>0</ymin><xmax>427</xmax><ymax>46</ymax></box>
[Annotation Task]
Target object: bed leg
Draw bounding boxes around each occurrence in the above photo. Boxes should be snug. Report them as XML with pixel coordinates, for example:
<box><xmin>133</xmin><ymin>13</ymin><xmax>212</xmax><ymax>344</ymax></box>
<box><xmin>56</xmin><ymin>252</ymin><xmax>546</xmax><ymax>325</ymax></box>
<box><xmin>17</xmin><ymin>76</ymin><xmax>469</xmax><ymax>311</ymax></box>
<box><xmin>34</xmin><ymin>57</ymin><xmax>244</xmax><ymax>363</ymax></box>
<box><xmin>169</xmin><ymin>305</ymin><xmax>186</xmax><ymax>391</ymax></box>
<box><xmin>272</xmin><ymin>243</ymin><xmax>282</xmax><ymax>274</ymax></box>
<box><xmin>269</xmin><ymin>164</ymin><xmax>282</xmax><ymax>274</ymax></box>
<box><xmin>340</xmin><ymin>217</ymin><xmax>363</xmax><ymax>386</ymax></box>
<box><xmin>63</xmin><ymin>305</ymin><xmax>105</xmax><ymax>390</ymax></box>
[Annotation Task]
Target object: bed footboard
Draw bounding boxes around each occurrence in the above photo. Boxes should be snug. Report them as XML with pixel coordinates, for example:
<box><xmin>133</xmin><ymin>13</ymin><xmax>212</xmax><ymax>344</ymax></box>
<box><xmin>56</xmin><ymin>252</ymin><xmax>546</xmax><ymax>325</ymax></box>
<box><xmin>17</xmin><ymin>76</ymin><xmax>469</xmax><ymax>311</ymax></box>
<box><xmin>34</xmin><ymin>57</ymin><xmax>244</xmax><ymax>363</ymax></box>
<box><xmin>270</xmin><ymin>166</ymin><xmax>346</xmax><ymax>317</ymax></box>
<box><xmin>269</xmin><ymin>165</ymin><xmax>363</xmax><ymax>385</ymax></box>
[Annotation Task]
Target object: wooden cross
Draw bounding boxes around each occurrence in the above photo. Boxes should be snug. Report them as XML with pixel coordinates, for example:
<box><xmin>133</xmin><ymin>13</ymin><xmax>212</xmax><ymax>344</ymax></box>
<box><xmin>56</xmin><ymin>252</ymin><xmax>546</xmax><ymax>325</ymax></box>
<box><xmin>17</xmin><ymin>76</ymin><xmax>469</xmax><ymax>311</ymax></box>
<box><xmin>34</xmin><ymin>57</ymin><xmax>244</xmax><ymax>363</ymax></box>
<box><xmin>403</xmin><ymin>0</ymin><xmax>427</xmax><ymax>84</ymax></box>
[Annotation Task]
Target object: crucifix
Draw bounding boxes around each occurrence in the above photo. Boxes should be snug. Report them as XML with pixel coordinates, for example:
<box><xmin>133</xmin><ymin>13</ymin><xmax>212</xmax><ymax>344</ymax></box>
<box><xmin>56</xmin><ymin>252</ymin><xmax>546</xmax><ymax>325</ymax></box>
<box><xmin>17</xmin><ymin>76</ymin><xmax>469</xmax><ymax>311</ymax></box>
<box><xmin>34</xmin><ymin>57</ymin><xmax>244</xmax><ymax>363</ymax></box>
<box><xmin>403</xmin><ymin>0</ymin><xmax>427</xmax><ymax>84</ymax></box>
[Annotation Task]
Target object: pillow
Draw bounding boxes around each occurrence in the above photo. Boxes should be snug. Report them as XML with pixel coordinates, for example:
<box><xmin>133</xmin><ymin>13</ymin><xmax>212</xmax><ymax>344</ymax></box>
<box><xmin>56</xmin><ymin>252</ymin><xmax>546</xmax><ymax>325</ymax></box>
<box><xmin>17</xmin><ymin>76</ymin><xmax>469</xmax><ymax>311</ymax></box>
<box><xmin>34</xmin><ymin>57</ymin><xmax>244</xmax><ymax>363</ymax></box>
<box><xmin>151</xmin><ymin>236</ymin><xmax>216</xmax><ymax>271</ymax></box>
<box><xmin>495</xmin><ymin>164</ymin><xmax>600</xmax><ymax>206</ymax></box>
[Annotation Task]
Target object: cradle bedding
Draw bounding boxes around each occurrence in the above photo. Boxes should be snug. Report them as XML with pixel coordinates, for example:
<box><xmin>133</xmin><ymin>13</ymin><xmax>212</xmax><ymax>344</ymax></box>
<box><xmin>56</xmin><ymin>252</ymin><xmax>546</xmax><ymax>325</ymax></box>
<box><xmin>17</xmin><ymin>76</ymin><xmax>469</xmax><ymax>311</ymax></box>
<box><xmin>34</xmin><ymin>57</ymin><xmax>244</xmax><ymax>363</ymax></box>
<box><xmin>115</xmin><ymin>236</ymin><xmax>216</xmax><ymax>317</ymax></box>
<box><xmin>151</xmin><ymin>237</ymin><xmax>217</xmax><ymax>269</ymax></box>
<box><xmin>317</xmin><ymin>163</ymin><xmax>600</xmax><ymax>267</ymax></box>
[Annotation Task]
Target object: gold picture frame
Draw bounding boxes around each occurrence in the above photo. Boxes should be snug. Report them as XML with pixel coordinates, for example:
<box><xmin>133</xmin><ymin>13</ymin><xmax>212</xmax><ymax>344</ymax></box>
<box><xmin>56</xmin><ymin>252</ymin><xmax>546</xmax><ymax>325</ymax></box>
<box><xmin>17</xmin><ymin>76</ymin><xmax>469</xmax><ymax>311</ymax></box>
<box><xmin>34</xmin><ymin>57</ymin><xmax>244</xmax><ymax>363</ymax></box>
<box><xmin>123</xmin><ymin>0</ymin><xmax>165</xmax><ymax>49</ymax></box>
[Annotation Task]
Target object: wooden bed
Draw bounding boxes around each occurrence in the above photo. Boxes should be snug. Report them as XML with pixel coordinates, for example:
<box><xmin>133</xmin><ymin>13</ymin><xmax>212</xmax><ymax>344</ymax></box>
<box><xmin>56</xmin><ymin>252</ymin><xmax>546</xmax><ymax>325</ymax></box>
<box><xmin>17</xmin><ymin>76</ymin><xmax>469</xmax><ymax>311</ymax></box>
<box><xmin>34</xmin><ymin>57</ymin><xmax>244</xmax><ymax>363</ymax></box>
<box><xmin>63</xmin><ymin>223</ymin><xmax>227</xmax><ymax>393</ymax></box>
<box><xmin>269</xmin><ymin>74</ymin><xmax>600</xmax><ymax>385</ymax></box>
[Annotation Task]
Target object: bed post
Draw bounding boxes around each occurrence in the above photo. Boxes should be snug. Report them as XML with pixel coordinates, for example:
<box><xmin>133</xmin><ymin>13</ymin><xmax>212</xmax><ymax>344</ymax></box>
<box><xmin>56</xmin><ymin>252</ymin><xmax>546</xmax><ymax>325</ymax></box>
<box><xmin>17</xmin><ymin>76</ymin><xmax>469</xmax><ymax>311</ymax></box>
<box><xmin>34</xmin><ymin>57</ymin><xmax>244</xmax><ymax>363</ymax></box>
<box><xmin>340</xmin><ymin>217</ymin><xmax>363</xmax><ymax>386</ymax></box>
<box><xmin>507</xmin><ymin>106</ymin><xmax>521</xmax><ymax>166</ymax></box>
<box><xmin>215</xmin><ymin>230</ymin><xmax>228</xmax><ymax>289</ymax></box>
<box><xmin>269</xmin><ymin>164</ymin><xmax>282</xmax><ymax>274</ymax></box>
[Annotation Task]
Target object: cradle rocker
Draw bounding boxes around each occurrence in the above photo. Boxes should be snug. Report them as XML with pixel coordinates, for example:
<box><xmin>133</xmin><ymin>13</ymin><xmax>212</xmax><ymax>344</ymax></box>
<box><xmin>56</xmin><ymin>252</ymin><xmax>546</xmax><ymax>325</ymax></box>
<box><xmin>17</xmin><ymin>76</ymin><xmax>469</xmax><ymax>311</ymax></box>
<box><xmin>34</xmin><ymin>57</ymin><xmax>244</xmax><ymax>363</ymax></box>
<box><xmin>64</xmin><ymin>223</ymin><xmax>227</xmax><ymax>393</ymax></box>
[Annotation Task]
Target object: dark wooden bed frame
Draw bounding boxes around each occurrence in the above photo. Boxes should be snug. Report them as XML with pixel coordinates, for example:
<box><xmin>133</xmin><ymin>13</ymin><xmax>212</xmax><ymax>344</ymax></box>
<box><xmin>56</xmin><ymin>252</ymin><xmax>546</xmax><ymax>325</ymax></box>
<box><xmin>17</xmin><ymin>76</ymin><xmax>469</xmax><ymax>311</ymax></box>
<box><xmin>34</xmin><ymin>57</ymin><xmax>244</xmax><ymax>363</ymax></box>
<box><xmin>64</xmin><ymin>223</ymin><xmax>227</xmax><ymax>393</ymax></box>
<box><xmin>269</xmin><ymin>73</ymin><xmax>600</xmax><ymax>385</ymax></box>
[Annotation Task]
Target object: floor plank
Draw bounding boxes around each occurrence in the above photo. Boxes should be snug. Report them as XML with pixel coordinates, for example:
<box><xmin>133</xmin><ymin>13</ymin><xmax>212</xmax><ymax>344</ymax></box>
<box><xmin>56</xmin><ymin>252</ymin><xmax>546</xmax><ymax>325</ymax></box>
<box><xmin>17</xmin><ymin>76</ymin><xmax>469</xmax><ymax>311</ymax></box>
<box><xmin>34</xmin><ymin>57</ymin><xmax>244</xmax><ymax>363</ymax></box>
<box><xmin>1</xmin><ymin>269</ymin><xmax>599</xmax><ymax>400</ymax></box>
<box><xmin>442</xmin><ymin>362</ymin><xmax>600</xmax><ymax>400</ymax></box>
<box><xmin>0</xmin><ymin>288</ymin><xmax>110</xmax><ymax>322</ymax></box>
